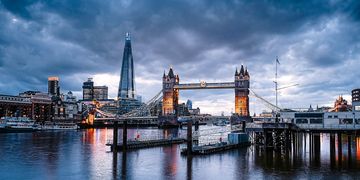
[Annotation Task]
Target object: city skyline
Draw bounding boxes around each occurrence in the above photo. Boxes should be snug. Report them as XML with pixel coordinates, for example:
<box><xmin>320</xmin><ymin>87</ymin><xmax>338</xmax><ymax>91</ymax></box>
<box><xmin>0</xmin><ymin>1</ymin><xmax>360</xmax><ymax>115</ymax></box>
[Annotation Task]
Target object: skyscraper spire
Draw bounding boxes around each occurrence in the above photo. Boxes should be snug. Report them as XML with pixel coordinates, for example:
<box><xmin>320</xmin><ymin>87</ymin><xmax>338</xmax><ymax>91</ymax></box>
<box><xmin>118</xmin><ymin>32</ymin><xmax>135</xmax><ymax>99</ymax></box>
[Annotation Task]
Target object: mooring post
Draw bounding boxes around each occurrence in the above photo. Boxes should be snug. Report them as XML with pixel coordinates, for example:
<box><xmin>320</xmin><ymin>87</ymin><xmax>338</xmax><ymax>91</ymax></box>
<box><xmin>123</xmin><ymin>120</ymin><xmax>128</xmax><ymax>152</ymax></box>
<box><xmin>113</xmin><ymin>121</ymin><xmax>118</xmax><ymax>152</ymax></box>
<box><xmin>242</xmin><ymin>121</ymin><xmax>246</xmax><ymax>132</ymax></box>
<box><xmin>348</xmin><ymin>134</ymin><xmax>352</xmax><ymax>163</ymax></box>
<box><xmin>187</xmin><ymin>120</ymin><xmax>193</xmax><ymax>155</ymax></box>
<box><xmin>195</xmin><ymin>121</ymin><xmax>199</xmax><ymax>131</ymax></box>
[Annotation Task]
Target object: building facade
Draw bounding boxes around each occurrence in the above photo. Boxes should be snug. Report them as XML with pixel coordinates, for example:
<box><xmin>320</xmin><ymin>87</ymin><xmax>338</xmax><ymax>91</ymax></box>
<box><xmin>48</xmin><ymin>76</ymin><xmax>60</xmax><ymax>97</ymax></box>
<box><xmin>82</xmin><ymin>78</ymin><xmax>108</xmax><ymax>101</ymax></box>
<box><xmin>83</xmin><ymin>78</ymin><xmax>94</xmax><ymax>100</ymax></box>
<box><xmin>353</xmin><ymin>88</ymin><xmax>360</xmax><ymax>111</ymax></box>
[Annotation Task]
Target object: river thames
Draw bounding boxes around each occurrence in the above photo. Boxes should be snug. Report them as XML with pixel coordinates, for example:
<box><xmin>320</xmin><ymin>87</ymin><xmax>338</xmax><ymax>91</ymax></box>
<box><xmin>1</xmin><ymin>127</ymin><xmax>360</xmax><ymax>180</ymax></box>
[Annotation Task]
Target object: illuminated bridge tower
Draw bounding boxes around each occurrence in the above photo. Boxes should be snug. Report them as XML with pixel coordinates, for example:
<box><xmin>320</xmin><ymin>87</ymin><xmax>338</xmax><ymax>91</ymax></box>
<box><xmin>234</xmin><ymin>65</ymin><xmax>250</xmax><ymax>117</ymax></box>
<box><xmin>162</xmin><ymin>68</ymin><xmax>179</xmax><ymax>116</ymax></box>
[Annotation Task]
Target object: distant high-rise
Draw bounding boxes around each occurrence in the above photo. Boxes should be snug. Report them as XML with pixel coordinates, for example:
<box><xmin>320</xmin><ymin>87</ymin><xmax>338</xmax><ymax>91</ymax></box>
<box><xmin>118</xmin><ymin>32</ymin><xmax>135</xmax><ymax>99</ymax></box>
<box><xmin>48</xmin><ymin>76</ymin><xmax>60</xmax><ymax>97</ymax></box>
<box><xmin>82</xmin><ymin>78</ymin><xmax>108</xmax><ymax>101</ymax></box>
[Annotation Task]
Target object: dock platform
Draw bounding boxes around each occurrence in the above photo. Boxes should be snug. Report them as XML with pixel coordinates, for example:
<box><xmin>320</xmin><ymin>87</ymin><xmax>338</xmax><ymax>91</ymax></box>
<box><xmin>107</xmin><ymin>138</ymin><xmax>186</xmax><ymax>151</ymax></box>
<box><xmin>181</xmin><ymin>142</ymin><xmax>251</xmax><ymax>155</ymax></box>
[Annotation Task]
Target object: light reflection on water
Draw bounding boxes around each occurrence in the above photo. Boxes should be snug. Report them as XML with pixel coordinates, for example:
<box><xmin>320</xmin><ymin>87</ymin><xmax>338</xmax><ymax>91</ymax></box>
<box><xmin>1</xmin><ymin>127</ymin><xmax>360</xmax><ymax>179</ymax></box>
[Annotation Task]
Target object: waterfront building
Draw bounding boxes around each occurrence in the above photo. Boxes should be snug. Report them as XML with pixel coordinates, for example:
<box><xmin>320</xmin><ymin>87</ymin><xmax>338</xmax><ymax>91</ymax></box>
<box><xmin>48</xmin><ymin>76</ymin><xmax>60</xmax><ymax>97</ymax></box>
<box><xmin>53</xmin><ymin>91</ymin><xmax>81</xmax><ymax>122</ymax></box>
<box><xmin>19</xmin><ymin>91</ymin><xmax>52</xmax><ymax>122</ymax></box>
<box><xmin>352</xmin><ymin>88</ymin><xmax>360</xmax><ymax>111</ymax></box>
<box><xmin>0</xmin><ymin>94</ymin><xmax>32</xmax><ymax>118</ymax></box>
<box><xmin>188</xmin><ymin>107</ymin><xmax>200</xmax><ymax>116</ymax></box>
<box><xmin>117</xmin><ymin>33</ymin><xmax>141</xmax><ymax>114</ymax></box>
<box><xmin>82</xmin><ymin>78</ymin><xmax>108</xmax><ymax>101</ymax></box>
<box><xmin>330</xmin><ymin>95</ymin><xmax>352</xmax><ymax>112</ymax></box>
<box><xmin>177</xmin><ymin>103</ymin><xmax>189</xmax><ymax>116</ymax></box>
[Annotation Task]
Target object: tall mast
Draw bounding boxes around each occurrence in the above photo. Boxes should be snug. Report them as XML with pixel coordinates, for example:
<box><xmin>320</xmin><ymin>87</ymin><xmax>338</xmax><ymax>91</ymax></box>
<box><xmin>275</xmin><ymin>57</ymin><xmax>279</xmax><ymax>110</ymax></box>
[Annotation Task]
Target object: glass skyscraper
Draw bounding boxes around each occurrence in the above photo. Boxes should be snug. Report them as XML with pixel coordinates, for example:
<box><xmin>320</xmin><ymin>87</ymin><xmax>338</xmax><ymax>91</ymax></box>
<box><xmin>117</xmin><ymin>33</ymin><xmax>141</xmax><ymax>115</ymax></box>
<box><xmin>118</xmin><ymin>32</ymin><xmax>135</xmax><ymax>99</ymax></box>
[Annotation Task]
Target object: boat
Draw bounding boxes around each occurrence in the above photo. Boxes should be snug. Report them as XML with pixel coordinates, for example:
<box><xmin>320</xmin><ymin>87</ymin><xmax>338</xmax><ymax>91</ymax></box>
<box><xmin>212</xmin><ymin>118</ymin><xmax>230</xmax><ymax>126</ymax></box>
<box><xmin>40</xmin><ymin>121</ymin><xmax>79</xmax><ymax>130</ymax></box>
<box><xmin>0</xmin><ymin>117</ymin><xmax>39</xmax><ymax>133</ymax></box>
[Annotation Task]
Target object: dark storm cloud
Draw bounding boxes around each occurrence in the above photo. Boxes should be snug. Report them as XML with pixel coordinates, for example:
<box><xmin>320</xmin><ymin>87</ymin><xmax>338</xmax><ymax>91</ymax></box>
<box><xmin>0</xmin><ymin>0</ymin><xmax>359</xmax><ymax>113</ymax></box>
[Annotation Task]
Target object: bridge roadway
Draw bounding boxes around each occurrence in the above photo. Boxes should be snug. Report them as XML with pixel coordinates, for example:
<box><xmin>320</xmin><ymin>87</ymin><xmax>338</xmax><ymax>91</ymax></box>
<box><xmin>95</xmin><ymin>115</ymin><xmax>230</xmax><ymax>121</ymax></box>
<box><xmin>174</xmin><ymin>82</ymin><xmax>237</xmax><ymax>89</ymax></box>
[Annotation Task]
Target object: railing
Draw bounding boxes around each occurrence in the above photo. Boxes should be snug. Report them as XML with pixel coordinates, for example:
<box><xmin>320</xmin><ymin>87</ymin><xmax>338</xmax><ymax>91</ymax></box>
<box><xmin>245</xmin><ymin>123</ymin><xmax>262</xmax><ymax>129</ymax></box>
<box><xmin>174</xmin><ymin>82</ymin><xmax>236</xmax><ymax>89</ymax></box>
<box><xmin>296</xmin><ymin>124</ymin><xmax>360</xmax><ymax>130</ymax></box>
<box><xmin>106</xmin><ymin>134</ymin><xmax>184</xmax><ymax>145</ymax></box>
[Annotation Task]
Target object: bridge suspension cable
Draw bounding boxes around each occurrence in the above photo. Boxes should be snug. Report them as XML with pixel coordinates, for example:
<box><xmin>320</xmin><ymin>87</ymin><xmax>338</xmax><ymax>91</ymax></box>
<box><xmin>121</xmin><ymin>90</ymin><xmax>163</xmax><ymax>117</ymax></box>
<box><xmin>249</xmin><ymin>88</ymin><xmax>282</xmax><ymax>112</ymax></box>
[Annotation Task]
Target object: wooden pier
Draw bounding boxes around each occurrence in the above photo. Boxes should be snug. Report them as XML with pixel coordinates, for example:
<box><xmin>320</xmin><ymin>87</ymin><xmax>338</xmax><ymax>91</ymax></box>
<box><xmin>107</xmin><ymin>138</ymin><xmax>186</xmax><ymax>151</ymax></box>
<box><xmin>181</xmin><ymin>142</ymin><xmax>251</xmax><ymax>155</ymax></box>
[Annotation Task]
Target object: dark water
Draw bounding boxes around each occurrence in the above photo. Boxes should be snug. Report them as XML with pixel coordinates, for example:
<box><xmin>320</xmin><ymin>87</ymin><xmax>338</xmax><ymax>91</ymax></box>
<box><xmin>1</xmin><ymin>127</ymin><xmax>360</xmax><ymax>180</ymax></box>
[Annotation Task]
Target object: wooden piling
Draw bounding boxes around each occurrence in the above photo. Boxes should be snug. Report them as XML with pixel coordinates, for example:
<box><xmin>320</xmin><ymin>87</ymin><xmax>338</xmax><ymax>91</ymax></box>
<box><xmin>123</xmin><ymin>120</ymin><xmax>128</xmax><ymax>152</ymax></box>
<box><xmin>187</xmin><ymin>120</ymin><xmax>193</xmax><ymax>155</ymax></box>
<box><xmin>113</xmin><ymin>121</ymin><xmax>118</xmax><ymax>152</ymax></box>
<box><xmin>338</xmin><ymin>132</ymin><xmax>342</xmax><ymax>166</ymax></box>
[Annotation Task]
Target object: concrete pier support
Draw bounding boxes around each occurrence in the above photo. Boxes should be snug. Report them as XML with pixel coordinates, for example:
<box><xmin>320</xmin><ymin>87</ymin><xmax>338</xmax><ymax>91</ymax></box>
<box><xmin>309</xmin><ymin>132</ymin><xmax>313</xmax><ymax>161</ymax></box>
<box><xmin>113</xmin><ymin>121</ymin><xmax>118</xmax><ymax>152</ymax></box>
<box><xmin>313</xmin><ymin>133</ymin><xmax>321</xmax><ymax>164</ymax></box>
<box><xmin>337</xmin><ymin>132</ymin><xmax>342</xmax><ymax>166</ymax></box>
<box><xmin>330</xmin><ymin>133</ymin><xmax>336</xmax><ymax>168</ymax></box>
<box><xmin>187</xmin><ymin>121</ymin><xmax>193</xmax><ymax>155</ymax></box>
<box><xmin>122</xmin><ymin>121</ymin><xmax>128</xmax><ymax>152</ymax></box>
<box><xmin>265</xmin><ymin>130</ymin><xmax>273</xmax><ymax>148</ymax></box>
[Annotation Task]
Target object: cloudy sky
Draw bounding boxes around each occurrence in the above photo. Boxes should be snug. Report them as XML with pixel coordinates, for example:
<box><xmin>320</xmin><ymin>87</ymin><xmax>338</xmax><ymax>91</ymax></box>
<box><xmin>0</xmin><ymin>0</ymin><xmax>359</xmax><ymax>115</ymax></box>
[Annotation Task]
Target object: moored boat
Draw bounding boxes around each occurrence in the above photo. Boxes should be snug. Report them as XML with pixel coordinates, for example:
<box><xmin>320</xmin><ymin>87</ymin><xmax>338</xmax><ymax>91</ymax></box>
<box><xmin>0</xmin><ymin>117</ymin><xmax>39</xmax><ymax>133</ymax></box>
<box><xmin>40</xmin><ymin>121</ymin><xmax>79</xmax><ymax>130</ymax></box>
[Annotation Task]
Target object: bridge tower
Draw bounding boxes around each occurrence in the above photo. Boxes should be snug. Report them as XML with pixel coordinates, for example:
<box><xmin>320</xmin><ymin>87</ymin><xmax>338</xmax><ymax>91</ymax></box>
<box><xmin>162</xmin><ymin>67</ymin><xmax>179</xmax><ymax>116</ymax></box>
<box><xmin>234</xmin><ymin>65</ymin><xmax>250</xmax><ymax>117</ymax></box>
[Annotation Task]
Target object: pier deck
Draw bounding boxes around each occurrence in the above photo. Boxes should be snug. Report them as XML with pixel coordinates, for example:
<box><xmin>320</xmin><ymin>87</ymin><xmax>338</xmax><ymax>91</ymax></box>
<box><xmin>181</xmin><ymin>142</ymin><xmax>251</xmax><ymax>155</ymax></box>
<box><xmin>107</xmin><ymin>138</ymin><xmax>186</xmax><ymax>151</ymax></box>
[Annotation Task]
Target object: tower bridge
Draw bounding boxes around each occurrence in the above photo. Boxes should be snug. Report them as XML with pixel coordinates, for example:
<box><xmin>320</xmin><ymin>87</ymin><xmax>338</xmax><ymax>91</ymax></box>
<box><xmin>162</xmin><ymin>65</ymin><xmax>250</xmax><ymax>118</ymax></box>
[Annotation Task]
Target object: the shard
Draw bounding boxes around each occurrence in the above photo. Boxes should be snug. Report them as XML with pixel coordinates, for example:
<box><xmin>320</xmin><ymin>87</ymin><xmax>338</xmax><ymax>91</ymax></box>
<box><xmin>118</xmin><ymin>32</ymin><xmax>135</xmax><ymax>99</ymax></box>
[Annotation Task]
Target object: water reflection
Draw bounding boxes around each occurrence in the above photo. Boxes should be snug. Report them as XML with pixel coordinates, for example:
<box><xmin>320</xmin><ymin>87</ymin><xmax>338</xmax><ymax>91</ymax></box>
<box><xmin>3</xmin><ymin>129</ymin><xmax>360</xmax><ymax>179</ymax></box>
